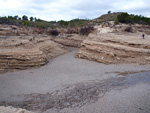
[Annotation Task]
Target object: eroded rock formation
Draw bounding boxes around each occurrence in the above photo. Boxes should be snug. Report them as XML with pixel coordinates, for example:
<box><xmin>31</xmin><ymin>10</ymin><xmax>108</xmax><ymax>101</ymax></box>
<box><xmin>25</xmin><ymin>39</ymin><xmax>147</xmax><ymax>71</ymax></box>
<box><xmin>53</xmin><ymin>33</ymin><xmax>86</xmax><ymax>47</ymax></box>
<box><xmin>0</xmin><ymin>35</ymin><xmax>68</xmax><ymax>73</ymax></box>
<box><xmin>76</xmin><ymin>25</ymin><xmax>150</xmax><ymax>65</ymax></box>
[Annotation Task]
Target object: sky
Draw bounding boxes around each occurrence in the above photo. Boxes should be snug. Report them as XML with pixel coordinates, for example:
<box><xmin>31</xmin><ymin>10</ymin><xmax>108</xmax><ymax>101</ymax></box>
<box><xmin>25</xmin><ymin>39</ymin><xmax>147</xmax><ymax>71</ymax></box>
<box><xmin>0</xmin><ymin>0</ymin><xmax>150</xmax><ymax>21</ymax></box>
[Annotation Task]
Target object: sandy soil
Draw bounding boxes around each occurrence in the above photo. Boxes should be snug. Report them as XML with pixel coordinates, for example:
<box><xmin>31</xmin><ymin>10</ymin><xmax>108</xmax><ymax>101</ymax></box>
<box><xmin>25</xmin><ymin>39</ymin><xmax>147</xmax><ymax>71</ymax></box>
<box><xmin>0</xmin><ymin>49</ymin><xmax>150</xmax><ymax>113</ymax></box>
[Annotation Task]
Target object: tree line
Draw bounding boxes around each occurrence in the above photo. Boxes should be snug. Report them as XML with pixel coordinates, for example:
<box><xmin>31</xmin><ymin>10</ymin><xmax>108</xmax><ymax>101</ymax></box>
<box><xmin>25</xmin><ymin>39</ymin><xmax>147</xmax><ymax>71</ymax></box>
<box><xmin>117</xmin><ymin>13</ymin><xmax>150</xmax><ymax>25</ymax></box>
<box><xmin>0</xmin><ymin>15</ymin><xmax>89</xmax><ymax>28</ymax></box>
<box><xmin>1</xmin><ymin>12</ymin><xmax>149</xmax><ymax>28</ymax></box>
<box><xmin>0</xmin><ymin>15</ymin><xmax>45</xmax><ymax>22</ymax></box>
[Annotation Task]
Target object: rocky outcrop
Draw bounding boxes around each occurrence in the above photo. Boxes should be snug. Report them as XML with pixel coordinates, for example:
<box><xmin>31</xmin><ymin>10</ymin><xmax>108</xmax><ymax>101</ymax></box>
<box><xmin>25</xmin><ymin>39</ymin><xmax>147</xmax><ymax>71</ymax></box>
<box><xmin>0</xmin><ymin>35</ymin><xmax>68</xmax><ymax>72</ymax></box>
<box><xmin>0</xmin><ymin>106</ymin><xmax>33</xmax><ymax>113</ymax></box>
<box><xmin>53</xmin><ymin>33</ymin><xmax>86</xmax><ymax>47</ymax></box>
<box><xmin>0</xmin><ymin>25</ymin><xmax>36</xmax><ymax>36</ymax></box>
<box><xmin>76</xmin><ymin>33</ymin><xmax>150</xmax><ymax>65</ymax></box>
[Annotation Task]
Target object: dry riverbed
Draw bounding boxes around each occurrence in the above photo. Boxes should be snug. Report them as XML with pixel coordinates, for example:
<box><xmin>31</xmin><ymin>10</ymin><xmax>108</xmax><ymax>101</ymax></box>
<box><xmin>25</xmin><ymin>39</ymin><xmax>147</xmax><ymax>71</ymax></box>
<box><xmin>0</xmin><ymin>49</ymin><xmax>150</xmax><ymax>113</ymax></box>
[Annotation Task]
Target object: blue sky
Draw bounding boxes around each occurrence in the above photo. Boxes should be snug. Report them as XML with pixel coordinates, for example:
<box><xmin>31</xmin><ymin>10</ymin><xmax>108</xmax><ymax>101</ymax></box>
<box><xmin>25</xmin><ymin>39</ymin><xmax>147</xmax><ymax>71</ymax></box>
<box><xmin>0</xmin><ymin>0</ymin><xmax>150</xmax><ymax>21</ymax></box>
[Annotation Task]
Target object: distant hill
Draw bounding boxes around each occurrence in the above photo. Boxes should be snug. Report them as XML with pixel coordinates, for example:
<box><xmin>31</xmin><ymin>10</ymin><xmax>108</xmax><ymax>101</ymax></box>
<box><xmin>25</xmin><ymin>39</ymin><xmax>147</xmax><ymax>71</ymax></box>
<box><xmin>0</xmin><ymin>12</ymin><xmax>122</xmax><ymax>28</ymax></box>
<box><xmin>93</xmin><ymin>12</ymin><xmax>122</xmax><ymax>23</ymax></box>
<box><xmin>0</xmin><ymin>16</ymin><xmax>89</xmax><ymax>28</ymax></box>
<box><xmin>1</xmin><ymin>12</ymin><xmax>149</xmax><ymax>28</ymax></box>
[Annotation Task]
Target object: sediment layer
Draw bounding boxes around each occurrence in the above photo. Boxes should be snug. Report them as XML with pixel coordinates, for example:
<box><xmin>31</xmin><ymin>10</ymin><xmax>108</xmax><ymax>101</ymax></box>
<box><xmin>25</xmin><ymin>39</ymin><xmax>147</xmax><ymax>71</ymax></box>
<box><xmin>76</xmin><ymin>33</ymin><xmax>150</xmax><ymax>65</ymax></box>
<box><xmin>54</xmin><ymin>34</ymin><xmax>86</xmax><ymax>47</ymax></box>
<box><xmin>0</xmin><ymin>36</ymin><xmax>68</xmax><ymax>72</ymax></box>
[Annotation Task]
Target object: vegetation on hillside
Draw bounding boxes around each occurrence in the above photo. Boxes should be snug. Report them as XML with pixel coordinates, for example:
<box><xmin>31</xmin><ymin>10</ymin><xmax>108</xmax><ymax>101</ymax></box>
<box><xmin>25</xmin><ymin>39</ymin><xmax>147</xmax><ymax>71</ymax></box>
<box><xmin>117</xmin><ymin>13</ymin><xmax>150</xmax><ymax>25</ymax></box>
<box><xmin>57</xmin><ymin>19</ymin><xmax>89</xmax><ymax>28</ymax></box>
<box><xmin>0</xmin><ymin>15</ymin><xmax>89</xmax><ymax>29</ymax></box>
<box><xmin>0</xmin><ymin>15</ymin><xmax>50</xmax><ymax>28</ymax></box>
<box><xmin>0</xmin><ymin>12</ymin><xmax>150</xmax><ymax>32</ymax></box>
<box><xmin>93</xmin><ymin>12</ymin><xmax>122</xmax><ymax>23</ymax></box>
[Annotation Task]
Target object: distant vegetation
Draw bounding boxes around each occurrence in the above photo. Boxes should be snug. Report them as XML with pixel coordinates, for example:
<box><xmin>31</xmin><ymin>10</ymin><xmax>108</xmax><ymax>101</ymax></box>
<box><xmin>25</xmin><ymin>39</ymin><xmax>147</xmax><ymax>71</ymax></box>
<box><xmin>0</xmin><ymin>15</ymin><xmax>89</xmax><ymax>29</ymax></box>
<box><xmin>93</xmin><ymin>12</ymin><xmax>150</xmax><ymax>25</ymax></box>
<box><xmin>117</xmin><ymin>13</ymin><xmax>150</xmax><ymax>25</ymax></box>
<box><xmin>57</xmin><ymin>19</ymin><xmax>89</xmax><ymax>28</ymax></box>
<box><xmin>0</xmin><ymin>12</ymin><xmax>150</xmax><ymax>30</ymax></box>
<box><xmin>94</xmin><ymin>12</ymin><xmax>122</xmax><ymax>23</ymax></box>
<box><xmin>0</xmin><ymin>15</ymin><xmax>50</xmax><ymax>28</ymax></box>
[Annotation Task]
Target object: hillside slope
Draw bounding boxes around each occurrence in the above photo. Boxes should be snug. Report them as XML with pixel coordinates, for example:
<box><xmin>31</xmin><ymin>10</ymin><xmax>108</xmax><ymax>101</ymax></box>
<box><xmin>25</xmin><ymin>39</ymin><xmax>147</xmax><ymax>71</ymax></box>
<box><xmin>93</xmin><ymin>12</ymin><xmax>122</xmax><ymax>23</ymax></box>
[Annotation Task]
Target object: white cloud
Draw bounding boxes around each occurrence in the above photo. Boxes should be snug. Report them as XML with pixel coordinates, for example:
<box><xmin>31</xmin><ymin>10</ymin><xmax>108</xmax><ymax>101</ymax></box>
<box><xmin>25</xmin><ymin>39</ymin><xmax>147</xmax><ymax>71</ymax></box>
<box><xmin>0</xmin><ymin>0</ymin><xmax>150</xmax><ymax>21</ymax></box>
<box><xmin>117</xmin><ymin>0</ymin><xmax>147</xmax><ymax>10</ymax></box>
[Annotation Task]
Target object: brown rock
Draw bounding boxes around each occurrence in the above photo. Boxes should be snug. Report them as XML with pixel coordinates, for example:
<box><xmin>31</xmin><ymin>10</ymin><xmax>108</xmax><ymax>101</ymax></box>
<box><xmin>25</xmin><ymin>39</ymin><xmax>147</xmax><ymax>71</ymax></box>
<box><xmin>0</xmin><ymin>35</ymin><xmax>68</xmax><ymax>72</ymax></box>
<box><xmin>76</xmin><ymin>32</ymin><xmax>150</xmax><ymax>65</ymax></box>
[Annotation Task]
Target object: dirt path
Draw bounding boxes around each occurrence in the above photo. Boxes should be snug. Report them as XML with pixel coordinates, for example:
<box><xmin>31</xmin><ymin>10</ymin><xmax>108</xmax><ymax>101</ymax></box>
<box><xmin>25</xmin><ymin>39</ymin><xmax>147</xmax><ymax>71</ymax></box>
<box><xmin>0</xmin><ymin>49</ymin><xmax>150</xmax><ymax>113</ymax></box>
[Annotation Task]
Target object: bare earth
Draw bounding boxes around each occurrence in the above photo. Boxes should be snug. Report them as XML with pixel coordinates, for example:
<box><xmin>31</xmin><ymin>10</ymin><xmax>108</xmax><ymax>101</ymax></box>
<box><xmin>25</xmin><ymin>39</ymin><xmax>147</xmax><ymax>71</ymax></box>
<box><xmin>0</xmin><ymin>49</ymin><xmax>150</xmax><ymax>113</ymax></box>
<box><xmin>0</xmin><ymin>24</ymin><xmax>150</xmax><ymax>113</ymax></box>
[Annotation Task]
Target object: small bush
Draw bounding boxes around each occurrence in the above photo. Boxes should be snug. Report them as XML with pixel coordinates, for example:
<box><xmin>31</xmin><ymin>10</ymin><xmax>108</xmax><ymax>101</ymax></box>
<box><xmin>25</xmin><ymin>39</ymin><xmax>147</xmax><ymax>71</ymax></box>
<box><xmin>80</xmin><ymin>26</ymin><xmax>94</xmax><ymax>36</ymax></box>
<box><xmin>124</xmin><ymin>26</ymin><xmax>133</xmax><ymax>32</ymax></box>
<box><xmin>115</xmin><ymin>20</ymin><xmax>119</xmax><ymax>25</ymax></box>
<box><xmin>49</xmin><ymin>29</ymin><xmax>59</xmax><ymax>36</ymax></box>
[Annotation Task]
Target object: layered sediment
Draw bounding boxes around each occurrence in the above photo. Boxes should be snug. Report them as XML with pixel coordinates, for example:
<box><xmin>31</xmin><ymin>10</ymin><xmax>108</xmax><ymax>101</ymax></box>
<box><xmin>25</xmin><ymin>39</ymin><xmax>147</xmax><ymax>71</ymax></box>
<box><xmin>76</xmin><ymin>33</ymin><xmax>150</xmax><ymax>65</ymax></box>
<box><xmin>0</xmin><ymin>35</ymin><xmax>68</xmax><ymax>72</ymax></box>
<box><xmin>53</xmin><ymin>33</ymin><xmax>86</xmax><ymax>47</ymax></box>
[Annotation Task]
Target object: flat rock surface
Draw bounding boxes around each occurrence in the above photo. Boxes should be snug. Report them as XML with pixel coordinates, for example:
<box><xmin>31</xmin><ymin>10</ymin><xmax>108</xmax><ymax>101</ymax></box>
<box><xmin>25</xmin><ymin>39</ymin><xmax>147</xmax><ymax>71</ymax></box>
<box><xmin>0</xmin><ymin>49</ymin><xmax>150</xmax><ymax>113</ymax></box>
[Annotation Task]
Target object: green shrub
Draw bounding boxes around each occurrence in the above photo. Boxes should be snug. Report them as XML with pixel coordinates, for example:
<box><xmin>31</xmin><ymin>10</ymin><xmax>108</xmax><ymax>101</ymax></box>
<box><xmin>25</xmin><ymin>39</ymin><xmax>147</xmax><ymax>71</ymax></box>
<box><xmin>22</xmin><ymin>15</ymin><xmax>28</xmax><ymax>21</ymax></box>
<box><xmin>117</xmin><ymin>13</ymin><xmax>150</xmax><ymax>25</ymax></box>
<box><xmin>49</xmin><ymin>29</ymin><xmax>59</xmax><ymax>36</ymax></box>
<box><xmin>22</xmin><ymin>21</ymin><xmax>29</xmax><ymax>26</ymax></box>
<box><xmin>115</xmin><ymin>20</ymin><xmax>119</xmax><ymax>25</ymax></box>
<box><xmin>124</xmin><ymin>26</ymin><xmax>133</xmax><ymax>32</ymax></box>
